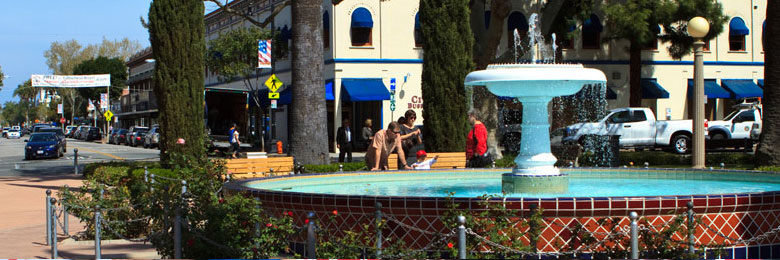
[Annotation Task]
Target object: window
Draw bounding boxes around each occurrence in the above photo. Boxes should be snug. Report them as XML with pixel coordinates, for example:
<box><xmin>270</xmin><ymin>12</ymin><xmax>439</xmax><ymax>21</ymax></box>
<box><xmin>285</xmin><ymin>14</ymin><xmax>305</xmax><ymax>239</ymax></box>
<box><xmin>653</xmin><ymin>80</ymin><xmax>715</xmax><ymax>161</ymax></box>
<box><xmin>323</xmin><ymin>11</ymin><xmax>330</xmax><ymax>48</ymax></box>
<box><xmin>582</xmin><ymin>14</ymin><xmax>603</xmax><ymax>49</ymax></box>
<box><xmin>506</xmin><ymin>12</ymin><xmax>528</xmax><ymax>48</ymax></box>
<box><xmin>729</xmin><ymin>17</ymin><xmax>749</xmax><ymax>51</ymax></box>
<box><xmin>608</xmin><ymin>111</ymin><xmax>630</xmax><ymax>123</ymax></box>
<box><xmin>414</xmin><ymin>12</ymin><xmax>422</xmax><ymax>47</ymax></box>
<box><xmin>351</xmin><ymin>7</ymin><xmax>373</xmax><ymax>46</ymax></box>
<box><xmin>736</xmin><ymin>111</ymin><xmax>755</xmax><ymax>122</ymax></box>
<box><xmin>629</xmin><ymin>111</ymin><xmax>647</xmax><ymax>122</ymax></box>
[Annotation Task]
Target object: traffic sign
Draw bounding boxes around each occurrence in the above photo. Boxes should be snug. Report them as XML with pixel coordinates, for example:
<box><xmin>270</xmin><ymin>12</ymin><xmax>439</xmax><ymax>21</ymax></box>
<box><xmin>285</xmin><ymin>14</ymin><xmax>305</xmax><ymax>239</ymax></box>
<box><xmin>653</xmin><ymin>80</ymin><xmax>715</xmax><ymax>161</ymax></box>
<box><xmin>390</xmin><ymin>102</ymin><xmax>396</xmax><ymax>111</ymax></box>
<box><xmin>271</xmin><ymin>99</ymin><xmax>278</xmax><ymax>109</ymax></box>
<box><xmin>103</xmin><ymin>110</ymin><xmax>114</xmax><ymax>122</ymax></box>
<box><xmin>60</xmin><ymin>117</ymin><xmax>66</xmax><ymax>124</ymax></box>
<box><xmin>264</xmin><ymin>74</ymin><xmax>283</xmax><ymax>93</ymax></box>
<box><xmin>268</xmin><ymin>92</ymin><xmax>280</xmax><ymax>99</ymax></box>
<box><xmin>390</xmin><ymin>78</ymin><xmax>396</xmax><ymax>91</ymax></box>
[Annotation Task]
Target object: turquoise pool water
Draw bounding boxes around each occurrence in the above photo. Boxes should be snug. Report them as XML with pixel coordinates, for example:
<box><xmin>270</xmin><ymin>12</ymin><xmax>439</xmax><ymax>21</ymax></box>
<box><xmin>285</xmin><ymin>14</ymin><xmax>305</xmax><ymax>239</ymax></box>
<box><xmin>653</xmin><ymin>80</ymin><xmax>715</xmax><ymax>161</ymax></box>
<box><xmin>246</xmin><ymin>170</ymin><xmax>780</xmax><ymax>198</ymax></box>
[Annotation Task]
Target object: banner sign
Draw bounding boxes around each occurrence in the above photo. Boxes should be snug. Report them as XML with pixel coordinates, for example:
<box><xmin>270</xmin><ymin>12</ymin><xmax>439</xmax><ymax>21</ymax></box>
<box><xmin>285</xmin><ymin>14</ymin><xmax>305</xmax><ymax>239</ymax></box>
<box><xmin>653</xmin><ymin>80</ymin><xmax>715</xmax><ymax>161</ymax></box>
<box><xmin>57</xmin><ymin>104</ymin><xmax>63</xmax><ymax>114</ymax></box>
<box><xmin>31</xmin><ymin>74</ymin><xmax>110</xmax><ymax>88</ymax></box>
<box><xmin>258</xmin><ymin>40</ymin><xmax>272</xmax><ymax>69</ymax></box>
<box><xmin>100</xmin><ymin>93</ymin><xmax>108</xmax><ymax>110</ymax></box>
<box><xmin>87</xmin><ymin>99</ymin><xmax>95</xmax><ymax>111</ymax></box>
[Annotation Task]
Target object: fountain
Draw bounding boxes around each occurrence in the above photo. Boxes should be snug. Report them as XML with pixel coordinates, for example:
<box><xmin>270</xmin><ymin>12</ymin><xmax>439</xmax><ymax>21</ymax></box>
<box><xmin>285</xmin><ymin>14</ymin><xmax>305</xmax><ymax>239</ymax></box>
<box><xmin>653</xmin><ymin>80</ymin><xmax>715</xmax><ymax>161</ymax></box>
<box><xmin>466</xmin><ymin>14</ymin><xmax>606</xmax><ymax>193</ymax></box>
<box><xmin>229</xmin><ymin>13</ymin><xmax>780</xmax><ymax>258</ymax></box>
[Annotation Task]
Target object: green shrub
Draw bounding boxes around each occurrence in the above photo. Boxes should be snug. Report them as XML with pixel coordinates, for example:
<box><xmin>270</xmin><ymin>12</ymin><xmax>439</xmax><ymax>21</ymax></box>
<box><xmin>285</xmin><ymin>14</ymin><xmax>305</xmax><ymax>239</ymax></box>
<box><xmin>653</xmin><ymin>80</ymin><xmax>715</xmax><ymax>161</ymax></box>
<box><xmin>304</xmin><ymin>162</ymin><xmax>366</xmax><ymax>173</ymax></box>
<box><xmin>755</xmin><ymin>166</ymin><xmax>780</xmax><ymax>172</ymax></box>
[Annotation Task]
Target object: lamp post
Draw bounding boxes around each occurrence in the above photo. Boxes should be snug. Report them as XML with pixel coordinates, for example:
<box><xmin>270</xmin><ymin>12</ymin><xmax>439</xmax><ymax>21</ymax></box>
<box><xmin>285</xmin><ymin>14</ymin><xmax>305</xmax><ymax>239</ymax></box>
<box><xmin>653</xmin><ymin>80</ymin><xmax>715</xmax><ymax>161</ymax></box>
<box><xmin>688</xmin><ymin>16</ymin><xmax>709</xmax><ymax>169</ymax></box>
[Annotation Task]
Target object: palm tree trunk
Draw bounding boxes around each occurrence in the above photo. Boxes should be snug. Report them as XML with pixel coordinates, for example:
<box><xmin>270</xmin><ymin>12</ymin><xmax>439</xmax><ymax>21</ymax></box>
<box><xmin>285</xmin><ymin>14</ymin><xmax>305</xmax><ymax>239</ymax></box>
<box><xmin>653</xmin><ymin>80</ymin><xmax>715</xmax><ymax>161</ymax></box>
<box><xmin>289</xmin><ymin>0</ymin><xmax>329</xmax><ymax>165</ymax></box>
<box><xmin>629</xmin><ymin>42</ymin><xmax>642</xmax><ymax>107</ymax></box>
<box><xmin>756</xmin><ymin>0</ymin><xmax>780</xmax><ymax>166</ymax></box>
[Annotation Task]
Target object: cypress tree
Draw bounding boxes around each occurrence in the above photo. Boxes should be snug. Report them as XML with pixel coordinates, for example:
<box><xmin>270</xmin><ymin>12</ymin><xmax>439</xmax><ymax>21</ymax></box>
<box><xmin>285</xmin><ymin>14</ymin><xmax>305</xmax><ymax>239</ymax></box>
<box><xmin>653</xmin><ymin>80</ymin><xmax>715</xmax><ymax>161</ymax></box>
<box><xmin>148</xmin><ymin>0</ymin><xmax>206</xmax><ymax>166</ymax></box>
<box><xmin>420</xmin><ymin>0</ymin><xmax>474</xmax><ymax>152</ymax></box>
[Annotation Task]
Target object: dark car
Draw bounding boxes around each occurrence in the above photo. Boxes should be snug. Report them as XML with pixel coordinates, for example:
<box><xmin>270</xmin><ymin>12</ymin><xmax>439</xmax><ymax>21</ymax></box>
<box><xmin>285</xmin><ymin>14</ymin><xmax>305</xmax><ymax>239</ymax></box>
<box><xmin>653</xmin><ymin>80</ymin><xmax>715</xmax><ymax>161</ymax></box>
<box><xmin>25</xmin><ymin>133</ymin><xmax>62</xmax><ymax>159</ymax></box>
<box><xmin>127</xmin><ymin>130</ymin><xmax>148</xmax><ymax>147</ymax></box>
<box><xmin>73</xmin><ymin>125</ymin><xmax>89</xmax><ymax>139</ymax></box>
<box><xmin>32</xmin><ymin>124</ymin><xmax>53</xmax><ymax>133</ymax></box>
<box><xmin>110</xmin><ymin>129</ymin><xmax>128</xmax><ymax>144</ymax></box>
<box><xmin>36</xmin><ymin>127</ymin><xmax>67</xmax><ymax>153</ymax></box>
<box><xmin>85</xmin><ymin>127</ymin><xmax>102</xmax><ymax>141</ymax></box>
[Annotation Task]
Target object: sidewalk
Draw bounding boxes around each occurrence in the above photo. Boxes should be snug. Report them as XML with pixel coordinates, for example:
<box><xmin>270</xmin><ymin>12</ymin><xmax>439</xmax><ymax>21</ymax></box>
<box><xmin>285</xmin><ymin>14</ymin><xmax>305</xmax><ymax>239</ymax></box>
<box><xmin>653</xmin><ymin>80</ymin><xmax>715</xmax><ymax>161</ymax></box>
<box><xmin>0</xmin><ymin>174</ymin><xmax>160</xmax><ymax>259</ymax></box>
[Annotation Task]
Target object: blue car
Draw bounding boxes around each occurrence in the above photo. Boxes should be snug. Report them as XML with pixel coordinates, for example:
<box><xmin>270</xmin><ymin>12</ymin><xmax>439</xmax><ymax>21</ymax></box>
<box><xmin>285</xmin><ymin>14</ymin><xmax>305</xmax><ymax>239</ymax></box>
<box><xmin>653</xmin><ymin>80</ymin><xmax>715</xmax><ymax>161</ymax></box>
<box><xmin>25</xmin><ymin>132</ymin><xmax>62</xmax><ymax>160</ymax></box>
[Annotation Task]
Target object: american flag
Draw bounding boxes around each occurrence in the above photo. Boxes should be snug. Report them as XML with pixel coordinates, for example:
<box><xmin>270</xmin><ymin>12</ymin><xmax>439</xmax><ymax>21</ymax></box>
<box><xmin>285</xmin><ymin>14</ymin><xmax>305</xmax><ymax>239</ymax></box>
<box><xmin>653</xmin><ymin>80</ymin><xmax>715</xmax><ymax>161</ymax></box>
<box><xmin>258</xmin><ymin>40</ymin><xmax>272</xmax><ymax>68</ymax></box>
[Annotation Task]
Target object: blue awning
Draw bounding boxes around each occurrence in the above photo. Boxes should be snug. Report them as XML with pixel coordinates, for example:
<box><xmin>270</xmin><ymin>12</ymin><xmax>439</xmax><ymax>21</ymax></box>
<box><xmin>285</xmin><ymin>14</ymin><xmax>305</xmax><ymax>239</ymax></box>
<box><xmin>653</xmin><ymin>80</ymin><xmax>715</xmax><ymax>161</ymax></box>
<box><xmin>583</xmin><ymin>14</ymin><xmax>603</xmax><ymax>33</ymax></box>
<box><xmin>721</xmin><ymin>79</ymin><xmax>763</xmax><ymax>99</ymax></box>
<box><xmin>641</xmin><ymin>78</ymin><xmax>670</xmax><ymax>99</ymax></box>
<box><xmin>507</xmin><ymin>12</ymin><xmax>528</xmax><ymax>32</ymax></box>
<box><xmin>758</xmin><ymin>79</ymin><xmax>764</xmax><ymax>88</ymax></box>
<box><xmin>341</xmin><ymin>78</ymin><xmax>390</xmax><ymax>101</ymax></box>
<box><xmin>351</xmin><ymin>7</ymin><xmax>373</xmax><ymax>28</ymax></box>
<box><xmin>730</xmin><ymin>17</ymin><xmax>749</xmax><ymax>36</ymax></box>
<box><xmin>325</xmin><ymin>81</ymin><xmax>335</xmax><ymax>101</ymax></box>
<box><xmin>415</xmin><ymin>12</ymin><xmax>420</xmax><ymax>30</ymax></box>
<box><xmin>687</xmin><ymin>79</ymin><xmax>731</xmax><ymax>99</ymax></box>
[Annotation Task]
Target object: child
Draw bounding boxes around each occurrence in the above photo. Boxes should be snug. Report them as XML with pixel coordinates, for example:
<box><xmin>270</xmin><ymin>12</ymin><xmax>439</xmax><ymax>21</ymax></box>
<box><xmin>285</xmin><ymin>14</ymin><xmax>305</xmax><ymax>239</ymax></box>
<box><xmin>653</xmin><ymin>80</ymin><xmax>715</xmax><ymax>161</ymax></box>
<box><xmin>412</xmin><ymin>150</ymin><xmax>439</xmax><ymax>170</ymax></box>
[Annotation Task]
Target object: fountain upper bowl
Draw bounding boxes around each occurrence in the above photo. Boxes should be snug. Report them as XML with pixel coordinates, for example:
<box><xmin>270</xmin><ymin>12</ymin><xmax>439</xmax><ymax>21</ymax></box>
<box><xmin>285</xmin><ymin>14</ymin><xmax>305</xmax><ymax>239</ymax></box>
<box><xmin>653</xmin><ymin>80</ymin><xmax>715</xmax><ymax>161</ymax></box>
<box><xmin>464</xmin><ymin>63</ymin><xmax>607</xmax><ymax>98</ymax></box>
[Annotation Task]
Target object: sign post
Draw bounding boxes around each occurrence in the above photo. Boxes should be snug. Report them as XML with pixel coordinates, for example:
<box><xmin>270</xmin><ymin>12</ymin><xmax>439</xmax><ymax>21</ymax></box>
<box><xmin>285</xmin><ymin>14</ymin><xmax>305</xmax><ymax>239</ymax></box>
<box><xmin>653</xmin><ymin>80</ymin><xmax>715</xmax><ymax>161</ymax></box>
<box><xmin>390</xmin><ymin>78</ymin><xmax>397</xmax><ymax>114</ymax></box>
<box><xmin>264</xmin><ymin>74</ymin><xmax>284</xmax><ymax>142</ymax></box>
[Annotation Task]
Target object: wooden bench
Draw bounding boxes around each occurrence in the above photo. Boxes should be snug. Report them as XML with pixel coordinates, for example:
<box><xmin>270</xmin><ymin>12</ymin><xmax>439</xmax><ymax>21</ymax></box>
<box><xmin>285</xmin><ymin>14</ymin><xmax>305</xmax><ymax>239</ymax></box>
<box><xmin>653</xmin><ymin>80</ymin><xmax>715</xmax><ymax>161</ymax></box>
<box><xmin>387</xmin><ymin>152</ymin><xmax>467</xmax><ymax>169</ymax></box>
<box><xmin>223</xmin><ymin>156</ymin><xmax>295</xmax><ymax>179</ymax></box>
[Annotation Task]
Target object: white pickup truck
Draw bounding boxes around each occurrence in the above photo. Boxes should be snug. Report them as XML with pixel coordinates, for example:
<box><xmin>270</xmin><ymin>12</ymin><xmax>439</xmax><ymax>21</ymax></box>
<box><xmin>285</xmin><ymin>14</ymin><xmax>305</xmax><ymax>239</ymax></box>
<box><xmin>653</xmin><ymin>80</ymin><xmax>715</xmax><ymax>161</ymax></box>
<box><xmin>707</xmin><ymin>107</ymin><xmax>762</xmax><ymax>141</ymax></box>
<box><xmin>562</xmin><ymin>107</ymin><xmax>704</xmax><ymax>154</ymax></box>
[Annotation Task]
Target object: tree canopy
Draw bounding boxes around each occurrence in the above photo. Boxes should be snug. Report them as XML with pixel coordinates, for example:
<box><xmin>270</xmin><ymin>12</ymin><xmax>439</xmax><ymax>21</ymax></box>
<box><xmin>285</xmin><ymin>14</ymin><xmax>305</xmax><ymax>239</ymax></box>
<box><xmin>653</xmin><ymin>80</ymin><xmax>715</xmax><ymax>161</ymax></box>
<box><xmin>72</xmin><ymin>56</ymin><xmax>127</xmax><ymax>103</ymax></box>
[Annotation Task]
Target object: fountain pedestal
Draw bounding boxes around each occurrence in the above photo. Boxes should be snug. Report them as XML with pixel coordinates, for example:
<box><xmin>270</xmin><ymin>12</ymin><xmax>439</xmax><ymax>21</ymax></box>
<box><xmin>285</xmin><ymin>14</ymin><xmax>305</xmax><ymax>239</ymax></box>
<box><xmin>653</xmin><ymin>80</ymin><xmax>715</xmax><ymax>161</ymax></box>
<box><xmin>464</xmin><ymin>64</ymin><xmax>606</xmax><ymax>194</ymax></box>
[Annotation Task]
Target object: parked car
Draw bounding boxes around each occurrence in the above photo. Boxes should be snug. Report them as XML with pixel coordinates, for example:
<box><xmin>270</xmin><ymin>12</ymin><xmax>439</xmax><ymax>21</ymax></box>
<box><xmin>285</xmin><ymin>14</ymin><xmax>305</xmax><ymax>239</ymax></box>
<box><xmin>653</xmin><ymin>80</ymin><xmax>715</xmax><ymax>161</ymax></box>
<box><xmin>127</xmin><ymin>130</ymin><xmax>148</xmax><ymax>147</ymax></box>
<box><xmin>109</xmin><ymin>129</ymin><xmax>128</xmax><ymax>144</ymax></box>
<box><xmin>32</xmin><ymin>124</ymin><xmax>53</xmax><ymax>133</ymax></box>
<box><xmin>562</xmin><ymin>107</ymin><xmax>708</xmax><ymax>154</ymax></box>
<box><xmin>84</xmin><ymin>127</ymin><xmax>102</xmax><ymax>141</ymax></box>
<box><xmin>708</xmin><ymin>104</ymin><xmax>762</xmax><ymax>141</ymax></box>
<box><xmin>7</xmin><ymin>129</ymin><xmax>21</xmax><ymax>139</ymax></box>
<box><xmin>144</xmin><ymin>126</ymin><xmax>160</xmax><ymax>148</ymax></box>
<box><xmin>25</xmin><ymin>132</ymin><xmax>63</xmax><ymax>159</ymax></box>
<box><xmin>64</xmin><ymin>126</ymin><xmax>76</xmax><ymax>137</ymax></box>
<box><xmin>1</xmin><ymin>127</ymin><xmax>8</xmax><ymax>138</ymax></box>
<box><xmin>125</xmin><ymin>126</ymin><xmax>149</xmax><ymax>145</ymax></box>
<box><xmin>36</xmin><ymin>127</ymin><xmax>67</xmax><ymax>152</ymax></box>
<box><xmin>73</xmin><ymin>125</ymin><xmax>90</xmax><ymax>139</ymax></box>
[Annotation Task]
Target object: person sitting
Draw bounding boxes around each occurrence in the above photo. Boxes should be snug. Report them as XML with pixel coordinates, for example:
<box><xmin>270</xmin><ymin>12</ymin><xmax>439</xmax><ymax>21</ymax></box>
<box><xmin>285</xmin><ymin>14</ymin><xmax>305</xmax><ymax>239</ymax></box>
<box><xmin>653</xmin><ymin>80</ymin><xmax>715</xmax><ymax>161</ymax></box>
<box><xmin>365</xmin><ymin>121</ymin><xmax>412</xmax><ymax>171</ymax></box>
<box><xmin>412</xmin><ymin>150</ymin><xmax>439</xmax><ymax>170</ymax></box>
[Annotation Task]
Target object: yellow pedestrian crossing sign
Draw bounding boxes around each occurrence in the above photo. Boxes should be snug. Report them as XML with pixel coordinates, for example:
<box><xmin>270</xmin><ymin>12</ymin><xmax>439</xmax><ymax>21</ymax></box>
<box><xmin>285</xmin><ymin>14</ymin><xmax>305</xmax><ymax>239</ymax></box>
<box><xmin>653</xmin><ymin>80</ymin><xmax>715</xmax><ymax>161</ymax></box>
<box><xmin>265</xmin><ymin>74</ymin><xmax>283</xmax><ymax>93</ymax></box>
<box><xmin>268</xmin><ymin>92</ymin><xmax>280</xmax><ymax>99</ymax></box>
<box><xmin>104</xmin><ymin>110</ymin><xmax>113</xmax><ymax>122</ymax></box>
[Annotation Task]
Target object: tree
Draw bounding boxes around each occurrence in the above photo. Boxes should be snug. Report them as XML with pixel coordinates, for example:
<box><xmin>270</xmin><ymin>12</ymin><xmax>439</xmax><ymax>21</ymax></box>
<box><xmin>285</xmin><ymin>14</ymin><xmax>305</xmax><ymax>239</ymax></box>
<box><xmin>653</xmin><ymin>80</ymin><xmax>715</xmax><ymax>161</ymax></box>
<box><xmin>756</xmin><ymin>1</ymin><xmax>780</xmax><ymax>166</ymax></box>
<box><xmin>72</xmin><ymin>56</ymin><xmax>127</xmax><ymax>106</ymax></box>
<box><xmin>13</xmin><ymin>80</ymin><xmax>39</xmax><ymax>125</ymax></box>
<box><xmin>421</xmin><ymin>0</ymin><xmax>474</xmax><ymax>152</ymax></box>
<box><xmin>149</xmin><ymin>0</ymin><xmax>207</xmax><ymax>166</ymax></box>
<box><xmin>289</xmin><ymin>0</ymin><xmax>329</xmax><ymax>165</ymax></box>
<box><xmin>44</xmin><ymin>38</ymin><xmax>142</xmax><ymax>126</ymax></box>
<box><xmin>0</xmin><ymin>65</ymin><xmax>4</xmax><ymax>89</ymax></box>
<box><xmin>603</xmin><ymin>0</ymin><xmax>728</xmax><ymax>107</ymax></box>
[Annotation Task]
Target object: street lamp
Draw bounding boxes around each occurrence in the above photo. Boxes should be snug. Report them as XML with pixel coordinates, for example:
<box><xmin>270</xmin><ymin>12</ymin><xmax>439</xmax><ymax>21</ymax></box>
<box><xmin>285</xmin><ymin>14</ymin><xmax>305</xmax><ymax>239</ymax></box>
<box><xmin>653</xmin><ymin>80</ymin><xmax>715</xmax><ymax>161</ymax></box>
<box><xmin>688</xmin><ymin>16</ymin><xmax>709</xmax><ymax>169</ymax></box>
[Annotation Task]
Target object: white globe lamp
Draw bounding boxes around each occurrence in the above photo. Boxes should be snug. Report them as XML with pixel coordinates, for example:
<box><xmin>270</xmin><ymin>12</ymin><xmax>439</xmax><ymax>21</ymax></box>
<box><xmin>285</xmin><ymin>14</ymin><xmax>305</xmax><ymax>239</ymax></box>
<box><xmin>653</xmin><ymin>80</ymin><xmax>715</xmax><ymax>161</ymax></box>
<box><xmin>688</xmin><ymin>16</ymin><xmax>710</xmax><ymax>38</ymax></box>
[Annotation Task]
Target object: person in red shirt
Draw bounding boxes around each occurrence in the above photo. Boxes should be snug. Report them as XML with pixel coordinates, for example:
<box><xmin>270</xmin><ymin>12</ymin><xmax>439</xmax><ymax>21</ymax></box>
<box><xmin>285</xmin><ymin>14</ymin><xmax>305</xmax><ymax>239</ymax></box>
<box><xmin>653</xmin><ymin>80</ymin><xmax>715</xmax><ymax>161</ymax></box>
<box><xmin>466</xmin><ymin>110</ymin><xmax>489</xmax><ymax>167</ymax></box>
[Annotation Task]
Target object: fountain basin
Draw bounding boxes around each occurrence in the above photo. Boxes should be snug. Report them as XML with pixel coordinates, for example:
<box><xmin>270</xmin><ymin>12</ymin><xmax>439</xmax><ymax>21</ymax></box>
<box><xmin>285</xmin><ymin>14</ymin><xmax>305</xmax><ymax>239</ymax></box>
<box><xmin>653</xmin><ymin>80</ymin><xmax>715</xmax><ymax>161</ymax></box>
<box><xmin>230</xmin><ymin>168</ymin><xmax>780</xmax><ymax>258</ymax></box>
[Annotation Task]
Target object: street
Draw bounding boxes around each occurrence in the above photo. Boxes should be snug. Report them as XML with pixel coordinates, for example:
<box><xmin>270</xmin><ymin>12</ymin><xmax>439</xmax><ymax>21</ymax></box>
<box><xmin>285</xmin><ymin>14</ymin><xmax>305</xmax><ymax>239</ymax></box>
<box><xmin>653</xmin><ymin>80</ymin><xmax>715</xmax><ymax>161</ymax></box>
<box><xmin>0</xmin><ymin>136</ymin><xmax>160</xmax><ymax>176</ymax></box>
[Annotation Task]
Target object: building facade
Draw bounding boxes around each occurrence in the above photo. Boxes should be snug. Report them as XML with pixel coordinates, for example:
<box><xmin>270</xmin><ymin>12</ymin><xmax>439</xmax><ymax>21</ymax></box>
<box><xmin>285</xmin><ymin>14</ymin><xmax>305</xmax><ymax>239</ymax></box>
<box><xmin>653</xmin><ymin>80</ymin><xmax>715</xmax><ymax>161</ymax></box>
<box><xmin>203</xmin><ymin>0</ymin><xmax>765</xmax><ymax>151</ymax></box>
<box><xmin>119</xmin><ymin>47</ymin><xmax>158</xmax><ymax>129</ymax></box>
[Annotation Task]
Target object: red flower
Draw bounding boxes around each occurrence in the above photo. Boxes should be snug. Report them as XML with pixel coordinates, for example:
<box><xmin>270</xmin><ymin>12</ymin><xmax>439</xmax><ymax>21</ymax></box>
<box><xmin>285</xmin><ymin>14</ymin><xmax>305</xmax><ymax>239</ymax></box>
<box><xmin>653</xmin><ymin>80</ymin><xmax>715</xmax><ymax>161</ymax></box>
<box><xmin>218</xmin><ymin>198</ymin><xmax>225</xmax><ymax>204</ymax></box>
<box><xmin>287</xmin><ymin>211</ymin><xmax>293</xmax><ymax>216</ymax></box>
<box><xmin>447</xmin><ymin>242</ymin><xmax>454</xmax><ymax>248</ymax></box>
<box><xmin>332</xmin><ymin>210</ymin><xmax>338</xmax><ymax>215</ymax></box>
<box><xmin>305</xmin><ymin>219</ymin><xmax>310</xmax><ymax>224</ymax></box>
<box><xmin>266</xmin><ymin>223</ymin><xmax>273</xmax><ymax>227</ymax></box>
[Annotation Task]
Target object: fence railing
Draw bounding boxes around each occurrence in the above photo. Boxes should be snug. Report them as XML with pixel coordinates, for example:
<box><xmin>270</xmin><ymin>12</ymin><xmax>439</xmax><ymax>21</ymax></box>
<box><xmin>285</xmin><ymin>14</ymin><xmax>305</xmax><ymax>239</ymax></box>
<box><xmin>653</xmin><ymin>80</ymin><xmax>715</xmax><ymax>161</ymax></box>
<box><xmin>45</xmin><ymin>169</ymin><xmax>780</xmax><ymax>259</ymax></box>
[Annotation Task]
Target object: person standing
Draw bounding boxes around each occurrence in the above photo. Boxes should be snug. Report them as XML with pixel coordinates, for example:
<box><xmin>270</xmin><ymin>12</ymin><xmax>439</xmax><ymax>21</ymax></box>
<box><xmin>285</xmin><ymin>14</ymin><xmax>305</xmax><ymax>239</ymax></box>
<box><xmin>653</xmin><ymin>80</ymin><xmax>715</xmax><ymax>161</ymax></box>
<box><xmin>228</xmin><ymin>123</ymin><xmax>241</xmax><ymax>159</ymax></box>
<box><xmin>399</xmin><ymin>110</ymin><xmax>422</xmax><ymax>167</ymax></box>
<box><xmin>466</xmin><ymin>110</ymin><xmax>489</xmax><ymax>167</ymax></box>
<box><xmin>361</xmin><ymin>118</ymin><xmax>374</xmax><ymax>151</ymax></box>
<box><xmin>336</xmin><ymin>118</ymin><xmax>354</xmax><ymax>162</ymax></box>
<box><xmin>366</xmin><ymin>121</ymin><xmax>412</xmax><ymax>171</ymax></box>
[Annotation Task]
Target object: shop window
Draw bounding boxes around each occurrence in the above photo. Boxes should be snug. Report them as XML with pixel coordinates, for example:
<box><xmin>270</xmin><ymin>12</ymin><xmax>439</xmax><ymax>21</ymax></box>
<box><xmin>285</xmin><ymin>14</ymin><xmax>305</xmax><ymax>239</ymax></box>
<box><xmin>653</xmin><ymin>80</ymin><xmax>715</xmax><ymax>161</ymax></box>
<box><xmin>351</xmin><ymin>7</ymin><xmax>373</xmax><ymax>47</ymax></box>
<box><xmin>582</xmin><ymin>14</ymin><xmax>603</xmax><ymax>49</ymax></box>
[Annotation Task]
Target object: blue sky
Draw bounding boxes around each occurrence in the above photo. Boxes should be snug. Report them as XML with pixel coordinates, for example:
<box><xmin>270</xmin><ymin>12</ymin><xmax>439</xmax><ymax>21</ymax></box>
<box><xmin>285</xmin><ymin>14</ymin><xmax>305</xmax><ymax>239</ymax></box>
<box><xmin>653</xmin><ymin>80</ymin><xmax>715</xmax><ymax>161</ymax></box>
<box><xmin>0</xmin><ymin>0</ymin><xmax>220</xmax><ymax>104</ymax></box>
